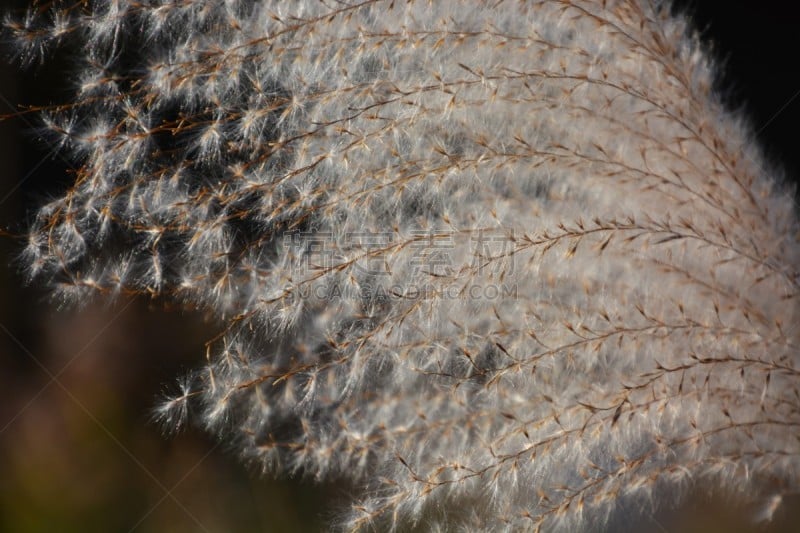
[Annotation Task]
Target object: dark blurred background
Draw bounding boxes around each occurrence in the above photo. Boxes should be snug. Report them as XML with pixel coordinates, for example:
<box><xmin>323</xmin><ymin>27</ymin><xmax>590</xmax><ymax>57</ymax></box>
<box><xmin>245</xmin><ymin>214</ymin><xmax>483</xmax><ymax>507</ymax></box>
<box><xmin>0</xmin><ymin>1</ymin><xmax>334</xmax><ymax>531</ymax></box>
<box><xmin>0</xmin><ymin>1</ymin><xmax>798</xmax><ymax>532</ymax></box>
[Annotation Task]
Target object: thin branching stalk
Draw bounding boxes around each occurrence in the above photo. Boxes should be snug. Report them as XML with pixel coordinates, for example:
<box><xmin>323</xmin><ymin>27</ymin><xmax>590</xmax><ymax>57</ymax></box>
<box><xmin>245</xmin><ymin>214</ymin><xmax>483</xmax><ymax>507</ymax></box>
<box><xmin>4</xmin><ymin>1</ymin><xmax>799</xmax><ymax>530</ymax></box>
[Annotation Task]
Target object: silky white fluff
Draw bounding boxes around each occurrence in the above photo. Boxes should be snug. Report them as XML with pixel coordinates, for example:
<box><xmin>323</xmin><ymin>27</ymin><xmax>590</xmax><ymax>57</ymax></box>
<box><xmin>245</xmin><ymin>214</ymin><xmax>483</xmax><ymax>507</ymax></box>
<box><xmin>7</xmin><ymin>1</ymin><xmax>799</xmax><ymax>530</ymax></box>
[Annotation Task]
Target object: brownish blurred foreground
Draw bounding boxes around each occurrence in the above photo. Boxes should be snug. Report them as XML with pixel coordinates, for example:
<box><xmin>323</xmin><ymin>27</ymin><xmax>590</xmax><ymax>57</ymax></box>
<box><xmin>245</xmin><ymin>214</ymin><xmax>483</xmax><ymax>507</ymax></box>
<box><xmin>0</xmin><ymin>298</ymin><xmax>335</xmax><ymax>532</ymax></box>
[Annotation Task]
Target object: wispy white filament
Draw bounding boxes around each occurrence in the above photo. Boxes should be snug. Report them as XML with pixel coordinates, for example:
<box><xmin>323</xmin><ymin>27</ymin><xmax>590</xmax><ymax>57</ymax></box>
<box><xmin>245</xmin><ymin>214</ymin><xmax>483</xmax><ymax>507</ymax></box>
<box><xmin>6</xmin><ymin>1</ymin><xmax>799</xmax><ymax>530</ymax></box>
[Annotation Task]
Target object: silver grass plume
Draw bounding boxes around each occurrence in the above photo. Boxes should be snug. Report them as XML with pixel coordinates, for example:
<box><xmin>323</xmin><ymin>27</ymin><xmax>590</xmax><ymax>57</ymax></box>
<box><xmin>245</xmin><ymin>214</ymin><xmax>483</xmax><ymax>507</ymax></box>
<box><xmin>5</xmin><ymin>0</ymin><xmax>800</xmax><ymax>530</ymax></box>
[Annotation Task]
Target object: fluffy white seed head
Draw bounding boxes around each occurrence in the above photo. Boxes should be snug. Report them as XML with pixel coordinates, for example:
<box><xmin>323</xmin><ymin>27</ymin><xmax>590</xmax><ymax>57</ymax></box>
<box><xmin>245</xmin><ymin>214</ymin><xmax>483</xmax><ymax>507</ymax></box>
<box><xmin>6</xmin><ymin>1</ymin><xmax>799</xmax><ymax>531</ymax></box>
